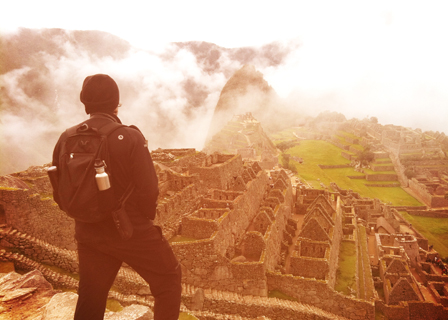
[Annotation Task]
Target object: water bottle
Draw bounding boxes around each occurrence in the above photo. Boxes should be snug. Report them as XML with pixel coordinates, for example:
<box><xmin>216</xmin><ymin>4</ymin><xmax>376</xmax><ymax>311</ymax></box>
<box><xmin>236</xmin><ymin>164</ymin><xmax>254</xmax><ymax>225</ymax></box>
<box><xmin>94</xmin><ymin>160</ymin><xmax>111</xmax><ymax>191</ymax></box>
<box><xmin>47</xmin><ymin>166</ymin><xmax>59</xmax><ymax>191</ymax></box>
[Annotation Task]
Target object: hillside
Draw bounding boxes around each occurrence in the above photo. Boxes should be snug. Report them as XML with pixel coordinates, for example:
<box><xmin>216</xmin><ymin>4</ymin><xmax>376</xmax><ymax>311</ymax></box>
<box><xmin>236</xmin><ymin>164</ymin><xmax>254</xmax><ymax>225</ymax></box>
<box><xmin>206</xmin><ymin>64</ymin><xmax>298</xmax><ymax>142</ymax></box>
<box><xmin>0</xmin><ymin>29</ymin><xmax>296</xmax><ymax>176</ymax></box>
<box><xmin>203</xmin><ymin>112</ymin><xmax>278</xmax><ymax>159</ymax></box>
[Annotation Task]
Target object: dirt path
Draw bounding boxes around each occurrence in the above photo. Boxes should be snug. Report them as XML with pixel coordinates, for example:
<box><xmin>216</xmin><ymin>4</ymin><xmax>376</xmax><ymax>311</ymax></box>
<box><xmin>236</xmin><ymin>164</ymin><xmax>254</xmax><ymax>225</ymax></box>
<box><xmin>368</xmin><ymin>233</ymin><xmax>378</xmax><ymax>266</ymax></box>
<box><xmin>399</xmin><ymin>224</ymin><xmax>418</xmax><ymax>237</ymax></box>
<box><xmin>402</xmin><ymin>187</ymin><xmax>427</xmax><ymax>207</ymax></box>
<box><xmin>411</xmin><ymin>268</ymin><xmax>437</xmax><ymax>303</ymax></box>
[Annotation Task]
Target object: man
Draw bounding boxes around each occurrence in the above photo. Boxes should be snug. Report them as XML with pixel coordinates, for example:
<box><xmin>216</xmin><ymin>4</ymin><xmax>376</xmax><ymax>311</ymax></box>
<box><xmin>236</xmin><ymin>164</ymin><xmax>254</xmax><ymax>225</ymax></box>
<box><xmin>52</xmin><ymin>74</ymin><xmax>182</xmax><ymax>320</ymax></box>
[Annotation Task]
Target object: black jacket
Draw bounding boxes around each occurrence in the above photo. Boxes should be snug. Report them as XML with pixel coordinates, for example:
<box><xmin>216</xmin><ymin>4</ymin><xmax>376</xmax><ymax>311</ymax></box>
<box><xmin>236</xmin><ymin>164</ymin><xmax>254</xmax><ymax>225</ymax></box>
<box><xmin>52</xmin><ymin>113</ymin><xmax>159</xmax><ymax>242</ymax></box>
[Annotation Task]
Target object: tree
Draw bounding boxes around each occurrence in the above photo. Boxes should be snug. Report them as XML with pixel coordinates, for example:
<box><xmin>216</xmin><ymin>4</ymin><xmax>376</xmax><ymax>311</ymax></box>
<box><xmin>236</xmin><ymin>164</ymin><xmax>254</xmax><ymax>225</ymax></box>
<box><xmin>358</xmin><ymin>147</ymin><xmax>375</xmax><ymax>165</ymax></box>
<box><xmin>281</xmin><ymin>153</ymin><xmax>290</xmax><ymax>168</ymax></box>
<box><xmin>404</xmin><ymin>168</ymin><xmax>416</xmax><ymax>179</ymax></box>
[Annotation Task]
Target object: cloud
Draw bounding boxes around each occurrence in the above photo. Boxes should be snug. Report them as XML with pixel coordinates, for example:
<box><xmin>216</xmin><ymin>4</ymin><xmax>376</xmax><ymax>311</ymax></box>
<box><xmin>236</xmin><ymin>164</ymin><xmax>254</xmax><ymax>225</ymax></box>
<box><xmin>2</xmin><ymin>17</ymin><xmax>448</xmax><ymax>175</ymax></box>
<box><xmin>1</xmin><ymin>29</ymin><xmax>257</xmax><ymax>174</ymax></box>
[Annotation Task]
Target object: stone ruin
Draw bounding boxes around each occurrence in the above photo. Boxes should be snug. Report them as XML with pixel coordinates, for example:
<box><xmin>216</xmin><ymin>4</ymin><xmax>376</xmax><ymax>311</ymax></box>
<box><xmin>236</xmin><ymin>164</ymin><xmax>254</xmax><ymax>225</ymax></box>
<box><xmin>0</xmin><ymin>148</ymin><xmax>448</xmax><ymax>319</ymax></box>
<box><xmin>338</xmin><ymin>119</ymin><xmax>448</xmax><ymax>209</ymax></box>
<box><xmin>203</xmin><ymin>113</ymin><xmax>278</xmax><ymax>169</ymax></box>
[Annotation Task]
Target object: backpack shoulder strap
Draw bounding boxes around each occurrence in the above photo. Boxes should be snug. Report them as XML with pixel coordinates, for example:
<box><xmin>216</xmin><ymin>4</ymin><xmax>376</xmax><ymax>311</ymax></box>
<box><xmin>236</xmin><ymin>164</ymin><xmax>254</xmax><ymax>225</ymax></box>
<box><xmin>97</xmin><ymin>122</ymin><xmax>127</xmax><ymax>137</ymax></box>
<box><xmin>64</xmin><ymin>118</ymin><xmax>126</xmax><ymax>139</ymax></box>
<box><xmin>65</xmin><ymin>123</ymin><xmax>83</xmax><ymax>137</ymax></box>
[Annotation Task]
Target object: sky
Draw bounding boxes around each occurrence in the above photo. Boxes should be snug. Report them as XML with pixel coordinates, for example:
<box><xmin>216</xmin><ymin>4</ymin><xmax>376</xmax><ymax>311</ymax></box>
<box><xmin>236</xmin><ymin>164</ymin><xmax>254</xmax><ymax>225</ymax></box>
<box><xmin>2</xmin><ymin>0</ymin><xmax>448</xmax><ymax>132</ymax></box>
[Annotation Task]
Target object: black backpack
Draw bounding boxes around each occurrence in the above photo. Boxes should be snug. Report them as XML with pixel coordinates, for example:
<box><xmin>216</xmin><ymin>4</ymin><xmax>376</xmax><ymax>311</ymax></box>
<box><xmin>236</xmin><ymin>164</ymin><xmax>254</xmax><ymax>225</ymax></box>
<box><xmin>53</xmin><ymin>120</ymin><xmax>125</xmax><ymax>223</ymax></box>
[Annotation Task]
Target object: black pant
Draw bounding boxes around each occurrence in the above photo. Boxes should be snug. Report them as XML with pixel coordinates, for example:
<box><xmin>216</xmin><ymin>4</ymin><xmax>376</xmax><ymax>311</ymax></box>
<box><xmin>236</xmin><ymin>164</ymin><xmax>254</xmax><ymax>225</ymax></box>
<box><xmin>74</xmin><ymin>225</ymin><xmax>182</xmax><ymax>320</ymax></box>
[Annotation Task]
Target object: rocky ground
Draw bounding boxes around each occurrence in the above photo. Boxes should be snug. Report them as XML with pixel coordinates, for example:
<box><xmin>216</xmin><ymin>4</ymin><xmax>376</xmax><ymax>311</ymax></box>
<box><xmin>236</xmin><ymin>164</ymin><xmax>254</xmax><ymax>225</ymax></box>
<box><xmin>0</xmin><ymin>270</ymin><xmax>154</xmax><ymax>320</ymax></box>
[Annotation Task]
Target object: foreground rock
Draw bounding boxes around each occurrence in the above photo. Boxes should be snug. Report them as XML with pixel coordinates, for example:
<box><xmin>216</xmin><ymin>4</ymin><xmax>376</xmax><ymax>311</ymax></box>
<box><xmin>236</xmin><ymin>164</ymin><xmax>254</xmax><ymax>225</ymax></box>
<box><xmin>0</xmin><ymin>270</ymin><xmax>56</xmax><ymax>319</ymax></box>
<box><xmin>0</xmin><ymin>270</ymin><xmax>153</xmax><ymax>320</ymax></box>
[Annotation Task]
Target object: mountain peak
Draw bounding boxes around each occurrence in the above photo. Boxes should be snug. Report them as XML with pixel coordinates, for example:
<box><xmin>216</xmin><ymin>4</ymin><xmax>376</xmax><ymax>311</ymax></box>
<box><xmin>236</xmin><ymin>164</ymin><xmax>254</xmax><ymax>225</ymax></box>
<box><xmin>205</xmin><ymin>65</ymin><xmax>279</xmax><ymax>142</ymax></box>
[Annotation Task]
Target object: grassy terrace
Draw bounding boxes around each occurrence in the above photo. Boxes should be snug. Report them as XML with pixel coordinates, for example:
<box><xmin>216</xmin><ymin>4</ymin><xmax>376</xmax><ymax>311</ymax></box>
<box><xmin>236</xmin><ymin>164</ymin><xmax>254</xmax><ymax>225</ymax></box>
<box><xmin>363</xmin><ymin>168</ymin><xmax>396</xmax><ymax>175</ymax></box>
<box><xmin>401</xmin><ymin>212</ymin><xmax>448</xmax><ymax>257</ymax></box>
<box><xmin>270</xmin><ymin>127</ymin><xmax>301</xmax><ymax>142</ymax></box>
<box><xmin>284</xmin><ymin>140</ymin><xmax>422</xmax><ymax>206</ymax></box>
<box><xmin>333</xmin><ymin>131</ymin><xmax>364</xmax><ymax>150</ymax></box>
<box><xmin>335</xmin><ymin>241</ymin><xmax>357</xmax><ymax>295</ymax></box>
<box><xmin>358</xmin><ymin>226</ymin><xmax>375</xmax><ymax>300</ymax></box>
<box><xmin>337</xmin><ymin>130</ymin><xmax>360</xmax><ymax>140</ymax></box>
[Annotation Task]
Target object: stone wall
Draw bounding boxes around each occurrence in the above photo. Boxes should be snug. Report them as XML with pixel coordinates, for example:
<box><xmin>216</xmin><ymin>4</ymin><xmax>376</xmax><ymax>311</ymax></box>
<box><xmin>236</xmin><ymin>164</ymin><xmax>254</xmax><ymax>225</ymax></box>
<box><xmin>408</xmin><ymin>178</ymin><xmax>448</xmax><ymax>208</ymax></box>
<box><xmin>328</xmin><ymin>198</ymin><xmax>343</xmax><ymax>288</ymax></box>
<box><xmin>173</xmin><ymin>166</ymin><xmax>295</xmax><ymax>296</ymax></box>
<box><xmin>371</xmin><ymin>165</ymin><xmax>395</xmax><ymax>172</ymax></box>
<box><xmin>213</xmin><ymin>171</ymin><xmax>269</xmax><ymax>256</ymax></box>
<box><xmin>408</xmin><ymin>301</ymin><xmax>448</xmax><ymax>320</ymax></box>
<box><xmin>318</xmin><ymin>164</ymin><xmax>352</xmax><ymax>169</ymax></box>
<box><xmin>345</xmin><ymin>137</ymin><xmax>359</xmax><ymax>144</ymax></box>
<box><xmin>341</xmin><ymin>152</ymin><xmax>357</xmax><ymax>161</ymax></box>
<box><xmin>373</xmin><ymin>152</ymin><xmax>390</xmax><ymax>159</ymax></box>
<box><xmin>365</xmin><ymin>174</ymin><xmax>398</xmax><ymax>181</ymax></box>
<box><xmin>0</xmin><ymin>161</ymin><xmax>208</xmax><ymax>249</ymax></box>
<box><xmin>428</xmin><ymin>282</ymin><xmax>448</xmax><ymax>307</ymax></box>
<box><xmin>382</xmin><ymin>138</ymin><xmax>400</xmax><ymax>152</ymax></box>
<box><xmin>156</xmin><ymin>183</ymin><xmax>202</xmax><ymax>238</ymax></box>
<box><xmin>182</xmin><ymin>212</ymin><xmax>222</xmax><ymax>239</ymax></box>
<box><xmin>152</xmin><ymin>149</ymin><xmax>206</xmax><ymax>171</ymax></box>
<box><xmin>172</xmin><ymin>170</ymin><xmax>271</xmax><ymax>294</ymax></box>
<box><xmin>289</xmin><ymin>251</ymin><xmax>329</xmax><ymax>280</ymax></box>
<box><xmin>416</xmin><ymin>262</ymin><xmax>448</xmax><ymax>285</ymax></box>
<box><xmin>0</xmin><ymin>227</ymin><xmax>149</xmax><ymax>295</ymax></box>
<box><xmin>348</xmin><ymin>146</ymin><xmax>362</xmax><ymax>155</ymax></box>
<box><xmin>0</xmin><ymin>227</ymin><xmax>78</xmax><ymax>273</ymax></box>
<box><xmin>190</xmin><ymin>155</ymin><xmax>244</xmax><ymax>190</ymax></box>
<box><xmin>329</xmin><ymin>140</ymin><xmax>350</xmax><ymax>151</ymax></box>
<box><xmin>181</xmin><ymin>283</ymin><xmax>349</xmax><ymax>320</ymax></box>
<box><xmin>172</xmin><ymin>236</ymin><xmax>268</xmax><ymax>296</ymax></box>
<box><xmin>0</xmin><ymin>188</ymin><xmax>77</xmax><ymax>250</ymax></box>
<box><xmin>267</xmin><ymin>271</ymin><xmax>375</xmax><ymax>320</ymax></box>
<box><xmin>408</xmin><ymin>210</ymin><xmax>448</xmax><ymax>218</ymax></box>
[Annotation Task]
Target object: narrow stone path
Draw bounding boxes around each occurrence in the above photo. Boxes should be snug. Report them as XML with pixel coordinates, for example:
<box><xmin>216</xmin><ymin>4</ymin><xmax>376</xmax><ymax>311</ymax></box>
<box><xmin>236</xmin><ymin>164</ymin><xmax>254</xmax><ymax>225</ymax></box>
<box><xmin>368</xmin><ymin>234</ymin><xmax>378</xmax><ymax>266</ymax></box>
<box><xmin>410</xmin><ymin>267</ymin><xmax>437</xmax><ymax>304</ymax></box>
<box><xmin>284</xmin><ymin>213</ymin><xmax>305</xmax><ymax>273</ymax></box>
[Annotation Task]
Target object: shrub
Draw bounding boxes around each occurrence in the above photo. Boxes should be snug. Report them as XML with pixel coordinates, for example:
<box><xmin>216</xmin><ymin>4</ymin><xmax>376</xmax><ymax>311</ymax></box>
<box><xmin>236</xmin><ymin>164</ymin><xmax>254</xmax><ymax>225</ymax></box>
<box><xmin>357</xmin><ymin>147</ymin><xmax>374</xmax><ymax>165</ymax></box>
<box><xmin>404</xmin><ymin>168</ymin><xmax>416</xmax><ymax>179</ymax></box>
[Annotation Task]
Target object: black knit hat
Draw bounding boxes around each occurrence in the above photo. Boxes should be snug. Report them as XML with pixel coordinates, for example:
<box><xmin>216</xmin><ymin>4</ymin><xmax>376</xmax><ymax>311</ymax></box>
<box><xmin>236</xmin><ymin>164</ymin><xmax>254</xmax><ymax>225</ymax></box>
<box><xmin>80</xmin><ymin>74</ymin><xmax>120</xmax><ymax>114</ymax></box>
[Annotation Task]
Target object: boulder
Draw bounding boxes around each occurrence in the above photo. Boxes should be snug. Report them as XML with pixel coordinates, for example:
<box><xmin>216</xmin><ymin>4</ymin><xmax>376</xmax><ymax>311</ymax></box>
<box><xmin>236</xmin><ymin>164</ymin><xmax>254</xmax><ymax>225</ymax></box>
<box><xmin>104</xmin><ymin>304</ymin><xmax>154</xmax><ymax>320</ymax></box>
<box><xmin>41</xmin><ymin>292</ymin><xmax>78</xmax><ymax>320</ymax></box>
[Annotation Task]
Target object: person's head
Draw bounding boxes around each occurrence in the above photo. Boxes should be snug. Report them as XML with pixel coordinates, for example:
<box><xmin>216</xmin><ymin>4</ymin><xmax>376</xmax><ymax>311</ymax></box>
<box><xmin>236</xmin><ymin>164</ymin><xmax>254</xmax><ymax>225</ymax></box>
<box><xmin>80</xmin><ymin>74</ymin><xmax>120</xmax><ymax>115</ymax></box>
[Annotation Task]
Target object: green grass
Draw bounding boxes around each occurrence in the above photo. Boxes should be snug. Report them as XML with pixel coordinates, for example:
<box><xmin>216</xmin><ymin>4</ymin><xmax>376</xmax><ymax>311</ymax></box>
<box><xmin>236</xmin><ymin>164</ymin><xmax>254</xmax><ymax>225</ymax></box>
<box><xmin>288</xmin><ymin>141</ymin><xmax>350</xmax><ymax>166</ymax></box>
<box><xmin>401</xmin><ymin>212</ymin><xmax>448</xmax><ymax>258</ymax></box>
<box><xmin>337</xmin><ymin>130</ymin><xmax>361</xmax><ymax>140</ymax></box>
<box><xmin>268</xmin><ymin>290</ymin><xmax>297</xmax><ymax>301</ymax></box>
<box><xmin>0</xmin><ymin>187</ymin><xmax>20</xmax><ymax>191</ymax></box>
<box><xmin>169</xmin><ymin>235</ymin><xmax>197</xmax><ymax>243</ymax></box>
<box><xmin>41</xmin><ymin>263</ymin><xmax>80</xmax><ymax>282</ymax></box>
<box><xmin>106</xmin><ymin>299</ymin><xmax>123</xmax><ymax>312</ymax></box>
<box><xmin>358</xmin><ymin>226</ymin><xmax>375</xmax><ymax>300</ymax></box>
<box><xmin>335</xmin><ymin>241</ymin><xmax>357</xmax><ymax>295</ymax></box>
<box><xmin>363</xmin><ymin>168</ymin><xmax>396</xmax><ymax>175</ymax></box>
<box><xmin>179</xmin><ymin>312</ymin><xmax>199</xmax><ymax>320</ymax></box>
<box><xmin>286</xmin><ymin>140</ymin><xmax>422</xmax><ymax>206</ymax></box>
<box><xmin>270</xmin><ymin>127</ymin><xmax>300</xmax><ymax>141</ymax></box>
<box><xmin>358</xmin><ymin>253</ymin><xmax>365</xmax><ymax>299</ymax></box>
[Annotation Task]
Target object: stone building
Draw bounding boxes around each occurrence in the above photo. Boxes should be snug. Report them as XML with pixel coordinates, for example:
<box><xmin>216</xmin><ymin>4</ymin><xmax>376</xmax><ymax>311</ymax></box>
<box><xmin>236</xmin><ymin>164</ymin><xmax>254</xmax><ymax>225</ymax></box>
<box><xmin>2</xmin><ymin>146</ymin><xmax>448</xmax><ymax>319</ymax></box>
<box><xmin>290</xmin><ymin>194</ymin><xmax>342</xmax><ymax>286</ymax></box>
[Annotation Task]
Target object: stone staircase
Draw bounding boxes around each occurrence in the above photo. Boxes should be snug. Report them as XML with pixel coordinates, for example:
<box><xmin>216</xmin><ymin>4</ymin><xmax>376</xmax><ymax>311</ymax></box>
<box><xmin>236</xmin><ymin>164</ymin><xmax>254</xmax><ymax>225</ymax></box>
<box><xmin>0</xmin><ymin>226</ymin><xmax>348</xmax><ymax>320</ymax></box>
